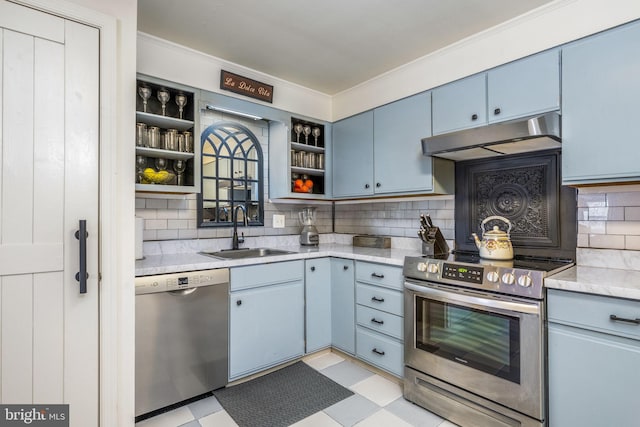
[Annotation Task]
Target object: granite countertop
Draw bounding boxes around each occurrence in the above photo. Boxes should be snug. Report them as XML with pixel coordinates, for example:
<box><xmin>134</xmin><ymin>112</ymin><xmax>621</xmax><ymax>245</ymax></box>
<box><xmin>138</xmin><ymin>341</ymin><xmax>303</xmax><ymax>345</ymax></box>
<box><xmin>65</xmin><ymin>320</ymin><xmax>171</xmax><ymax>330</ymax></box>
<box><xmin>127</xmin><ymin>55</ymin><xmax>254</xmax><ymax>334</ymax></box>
<box><xmin>135</xmin><ymin>243</ymin><xmax>422</xmax><ymax>276</ymax></box>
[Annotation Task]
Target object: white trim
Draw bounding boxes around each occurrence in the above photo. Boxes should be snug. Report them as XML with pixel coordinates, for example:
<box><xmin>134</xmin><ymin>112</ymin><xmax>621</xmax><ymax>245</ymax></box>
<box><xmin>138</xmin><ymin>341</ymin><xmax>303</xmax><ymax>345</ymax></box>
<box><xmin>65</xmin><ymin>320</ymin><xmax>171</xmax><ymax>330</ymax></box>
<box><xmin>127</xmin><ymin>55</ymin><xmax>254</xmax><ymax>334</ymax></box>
<box><xmin>8</xmin><ymin>1</ymin><xmax>127</xmax><ymax>426</ymax></box>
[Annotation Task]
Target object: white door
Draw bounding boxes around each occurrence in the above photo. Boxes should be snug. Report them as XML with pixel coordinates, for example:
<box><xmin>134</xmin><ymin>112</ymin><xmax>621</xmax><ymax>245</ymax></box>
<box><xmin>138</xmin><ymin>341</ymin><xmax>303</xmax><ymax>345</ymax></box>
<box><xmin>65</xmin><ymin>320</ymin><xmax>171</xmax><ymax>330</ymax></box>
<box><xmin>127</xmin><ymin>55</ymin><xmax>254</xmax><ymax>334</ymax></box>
<box><xmin>0</xmin><ymin>1</ymin><xmax>99</xmax><ymax>425</ymax></box>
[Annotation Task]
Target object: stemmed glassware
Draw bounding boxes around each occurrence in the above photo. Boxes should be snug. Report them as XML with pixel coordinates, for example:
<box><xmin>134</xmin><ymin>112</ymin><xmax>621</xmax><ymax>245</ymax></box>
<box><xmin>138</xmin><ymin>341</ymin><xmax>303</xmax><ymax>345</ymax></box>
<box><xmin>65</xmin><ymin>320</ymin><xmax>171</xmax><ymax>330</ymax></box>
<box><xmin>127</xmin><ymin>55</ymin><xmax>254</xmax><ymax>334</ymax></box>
<box><xmin>303</xmin><ymin>125</ymin><xmax>312</xmax><ymax>144</ymax></box>
<box><xmin>173</xmin><ymin>160</ymin><xmax>187</xmax><ymax>186</ymax></box>
<box><xmin>175</xmin><ymin>93</ymin><xmax>188</xmax><ymax>119</ymax></box>
<box><xmin>157</xmin><ymin>88</ymin><xmax>170</xmax><ymax>116</ymax></box>
<box><xmin>136</xmin><ymin>155</ymin><xmax>147</xmax><ymax>183</ymax></box>
<box><xmin>138</xmin><ymin>86</ymin><xmax>152</xmax><ymax>113</ymax></box>
<box><xmin>155</xmin><ymin>158</ymin><xmax>167</xmax><ymax>170</ymax></box>
<box><xmin>294</xmin><ymin>124</ymin><xmax>303</xmax><ymax>143</ymax></box>
<box><xmin>312</xmin><ymin>127</ymin><xmax>321</xmax><ymax>146</ymax></box>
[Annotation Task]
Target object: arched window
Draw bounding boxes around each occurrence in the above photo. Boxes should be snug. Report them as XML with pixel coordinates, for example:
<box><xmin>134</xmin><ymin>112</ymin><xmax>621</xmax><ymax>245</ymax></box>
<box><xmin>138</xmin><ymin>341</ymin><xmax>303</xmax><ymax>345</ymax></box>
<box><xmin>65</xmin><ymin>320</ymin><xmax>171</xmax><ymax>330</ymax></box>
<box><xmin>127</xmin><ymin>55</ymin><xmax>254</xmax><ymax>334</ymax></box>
<box><xmin>198</xmin><ymin>122</ymin><xmax>264</xmax><ymax>227</ymax></box>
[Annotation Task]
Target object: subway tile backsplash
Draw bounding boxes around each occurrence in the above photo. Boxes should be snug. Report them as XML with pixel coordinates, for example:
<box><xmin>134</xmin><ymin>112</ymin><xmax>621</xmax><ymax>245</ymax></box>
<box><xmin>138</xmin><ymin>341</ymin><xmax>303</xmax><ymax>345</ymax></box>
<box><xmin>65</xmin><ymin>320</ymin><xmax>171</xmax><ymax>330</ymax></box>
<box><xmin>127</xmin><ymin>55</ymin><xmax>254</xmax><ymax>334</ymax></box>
<box><xmin>577</xmin><ymin>186</ymin><xmax>640</xmax><ymax>251</ymax></box>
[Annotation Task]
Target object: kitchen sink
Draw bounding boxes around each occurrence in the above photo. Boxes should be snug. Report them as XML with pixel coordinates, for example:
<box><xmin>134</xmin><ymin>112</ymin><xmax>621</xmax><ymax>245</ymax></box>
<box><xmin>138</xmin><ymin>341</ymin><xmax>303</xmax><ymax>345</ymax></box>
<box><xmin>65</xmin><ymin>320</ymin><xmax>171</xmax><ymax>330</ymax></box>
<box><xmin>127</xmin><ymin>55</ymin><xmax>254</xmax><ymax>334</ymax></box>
<box><xmin>199</xmin><ymin>248</ymin><xmax>296</xmax><ymax>260</ymax></box>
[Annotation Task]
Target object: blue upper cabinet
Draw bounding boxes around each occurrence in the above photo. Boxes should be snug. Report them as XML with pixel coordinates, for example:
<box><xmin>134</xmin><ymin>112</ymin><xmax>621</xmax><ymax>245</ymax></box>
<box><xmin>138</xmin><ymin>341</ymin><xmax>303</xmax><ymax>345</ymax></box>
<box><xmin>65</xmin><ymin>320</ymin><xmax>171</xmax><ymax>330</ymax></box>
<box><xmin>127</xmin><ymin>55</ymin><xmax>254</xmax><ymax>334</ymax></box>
<box><xmin>487</xmin><ymin>49</ymin><xmax>560</xmax><ymax>124</ymax></box>
<box><xmin>432</xmin><ymin>74</ymin><xmax>487</xmax><ymax>135</ymax></box>
<box><xmin>374</xmin><ymin>92</ymin><xmax>434</xmax><ymax>194</ymax></box>
<box><xmin>333</xmin><ymin>94</ymin><xmax>453</xmax><ymax>198</ymax></box>
<box><xmin>332</xmin><ymin>111</ymin><xmax>375</xmax><ymax>197</ymax></box>
<box><xmin>432</xmin><ymin>49</ymin><xmax>560</xmax><ymax>135</ymax></box>
<box><xmin>561</xmin><ymin>21</ymin><xmax>640</xmax><ymax>185</ymax></box>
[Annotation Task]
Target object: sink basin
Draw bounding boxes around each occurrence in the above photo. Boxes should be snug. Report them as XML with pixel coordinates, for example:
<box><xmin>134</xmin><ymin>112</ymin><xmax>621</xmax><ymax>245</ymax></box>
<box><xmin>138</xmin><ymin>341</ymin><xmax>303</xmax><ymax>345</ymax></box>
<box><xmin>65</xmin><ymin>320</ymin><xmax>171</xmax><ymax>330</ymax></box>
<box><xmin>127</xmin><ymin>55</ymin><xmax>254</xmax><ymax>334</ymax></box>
<box><xmin>199</xmin><ymin>248</ymin><xmax>296</xmax><ymax>260</ymax></box>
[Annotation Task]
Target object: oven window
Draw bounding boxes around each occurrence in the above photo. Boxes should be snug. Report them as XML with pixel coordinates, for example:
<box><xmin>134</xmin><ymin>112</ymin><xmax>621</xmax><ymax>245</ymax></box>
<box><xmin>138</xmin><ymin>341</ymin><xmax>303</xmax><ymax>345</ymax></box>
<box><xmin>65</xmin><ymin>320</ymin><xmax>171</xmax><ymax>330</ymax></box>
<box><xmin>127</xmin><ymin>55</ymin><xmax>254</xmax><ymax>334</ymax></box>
<box><xmin>415</xmin><ymin>296</ymin><xmax>520</xmax><ymax>384</ymax></box>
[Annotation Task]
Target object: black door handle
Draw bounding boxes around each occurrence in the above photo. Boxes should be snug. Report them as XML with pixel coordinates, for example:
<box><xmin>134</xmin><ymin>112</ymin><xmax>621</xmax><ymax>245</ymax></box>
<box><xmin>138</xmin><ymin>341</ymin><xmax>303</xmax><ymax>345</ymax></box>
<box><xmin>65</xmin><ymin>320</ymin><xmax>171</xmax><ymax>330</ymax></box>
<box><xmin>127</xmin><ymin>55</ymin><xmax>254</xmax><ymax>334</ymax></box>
<box><xmin>371</xmin><ymin>318</ymin><xmax>384</xmax><ymax>325</ymax></box>
<box><xmin>310</xmin><ymin>266</ymin><xmax>316</xmax><ymax>272</ymax></box>
<box><xmin>372</xmin><ymin>348</ymin><xmax>385</xmax><ymax>356</ymax></box>
<box><xmin>371</xmin><ymin>296</ymin><xmax>385</xmax><ymax>303</ymax></box>
<box><xmin>371</xmin><ymin>273</ymin><xmax>385</xmax><ymax>279</ymax></box>
<box><xmin>75</xmin><ymin>219</ymin><xmax>88</xmax><ymax>294</ymax></box>
<box><xmin>610</xmin><ymin>314</ymin><xmax>640</xmax><ymax>325</ymax></box>
<box><xmin>471</xmin><ymin>114</ymin><xmax>478</xmax><ymax>121</ymax></box>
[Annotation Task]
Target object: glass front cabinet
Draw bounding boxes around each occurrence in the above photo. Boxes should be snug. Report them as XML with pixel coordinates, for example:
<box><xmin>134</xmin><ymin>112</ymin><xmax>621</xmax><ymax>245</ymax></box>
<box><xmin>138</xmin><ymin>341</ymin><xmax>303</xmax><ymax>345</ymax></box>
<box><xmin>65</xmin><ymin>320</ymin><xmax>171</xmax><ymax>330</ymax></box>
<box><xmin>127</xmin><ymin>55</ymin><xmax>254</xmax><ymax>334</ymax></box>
<box><xmin>135</xmin><ymin>74</ymin><xmax>201</xmax><ymax>194</ymax></box>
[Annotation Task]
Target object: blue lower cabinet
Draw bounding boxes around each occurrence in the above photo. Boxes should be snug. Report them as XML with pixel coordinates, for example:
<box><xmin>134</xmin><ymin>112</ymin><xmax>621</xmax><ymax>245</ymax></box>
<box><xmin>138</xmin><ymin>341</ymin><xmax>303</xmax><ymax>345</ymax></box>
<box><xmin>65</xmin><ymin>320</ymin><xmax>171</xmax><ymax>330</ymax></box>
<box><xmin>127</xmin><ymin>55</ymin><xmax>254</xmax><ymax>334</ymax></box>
<box><xmin>548</xmin><ymin>289</ymin><xmax>640</xmax><ymax>426</ymax></box>
<box><xmin>331</xmin><ymin>258</ymin><xmax>355</xmax><ymax>354</ymax></box>
<box><xmin>305</xmin><ymin>258</ymin><xmax>332</xmax><ymax>353</ymax></box>
<box><xmin>229</xmin><ymin>280</ymin><xmax>304</xmax><ymax>380</ymax></box>
<box><xmin>356</xmin><ymin>326</ymin><xmax>403</xmax><ymax>377</ymax></box>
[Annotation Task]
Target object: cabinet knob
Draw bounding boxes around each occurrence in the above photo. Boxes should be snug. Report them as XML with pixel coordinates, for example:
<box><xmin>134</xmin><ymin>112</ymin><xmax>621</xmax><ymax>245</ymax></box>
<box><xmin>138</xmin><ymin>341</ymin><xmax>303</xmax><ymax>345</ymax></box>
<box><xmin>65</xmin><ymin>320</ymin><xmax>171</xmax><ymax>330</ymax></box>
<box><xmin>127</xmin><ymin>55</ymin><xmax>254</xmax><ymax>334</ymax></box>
<box><xmin>343</xmin><ymin>265</ymin><xmax>349</xmax><ymax>270</ymax></box>
<box><xmin>471</xmin><ymin>114</ymin><xmax>478</xmax><ymax>121</ymax></box>
<box><xmin>310</xmin><ymin>266</ymin><xmax>316</xmax><ymax>272</ymax></box>
<box><xmin>376</xmin><ymin>183</ymin><xmax>381</xmax><ymax>188</ymax></box>
<box><xmin>236</xmin><ymin>300</ymin><xmax>242</xmax><ymax>306</ymax></box>
<box><xmin>494</xmin><ymin>108</ymin><xmax>501</xmax><ymax>115</ymax></box>
<box><xmin>365</xmin><ymin>184</ymin><xmax>370</xmax><ymax>189</ymax></box>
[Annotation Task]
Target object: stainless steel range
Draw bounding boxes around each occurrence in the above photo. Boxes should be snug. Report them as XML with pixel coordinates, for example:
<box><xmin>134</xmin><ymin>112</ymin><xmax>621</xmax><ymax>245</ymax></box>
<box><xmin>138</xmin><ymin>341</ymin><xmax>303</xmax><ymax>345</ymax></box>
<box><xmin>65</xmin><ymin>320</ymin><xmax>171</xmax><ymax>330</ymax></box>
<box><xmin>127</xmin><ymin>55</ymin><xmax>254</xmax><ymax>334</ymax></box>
<box><xmin>403</xmin><ymin>253</ymin><xmax>573</xmax><ymax>427</ymax></box>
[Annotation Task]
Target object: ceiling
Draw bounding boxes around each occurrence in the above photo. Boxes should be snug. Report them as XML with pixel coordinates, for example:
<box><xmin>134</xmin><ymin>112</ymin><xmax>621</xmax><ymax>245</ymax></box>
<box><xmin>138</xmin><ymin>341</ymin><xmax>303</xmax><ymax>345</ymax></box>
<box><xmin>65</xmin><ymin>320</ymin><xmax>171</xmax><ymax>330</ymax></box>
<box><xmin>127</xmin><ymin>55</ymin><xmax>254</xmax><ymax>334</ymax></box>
<box><xmin>138</xmin><ymin>0</ymin><xmax>555</xmax><ymax>95</ymax></box>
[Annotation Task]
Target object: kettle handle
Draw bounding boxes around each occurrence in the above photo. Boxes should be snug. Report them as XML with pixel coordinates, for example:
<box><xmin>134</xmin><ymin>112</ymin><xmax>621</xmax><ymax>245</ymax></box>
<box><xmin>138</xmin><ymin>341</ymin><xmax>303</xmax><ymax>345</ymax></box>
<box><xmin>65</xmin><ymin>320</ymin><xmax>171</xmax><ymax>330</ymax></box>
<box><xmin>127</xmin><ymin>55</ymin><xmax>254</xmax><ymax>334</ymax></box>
<box><xmin>481</xmin><ymin>215</ymin><xmax>512</xmax><ymax>235</ymax></box>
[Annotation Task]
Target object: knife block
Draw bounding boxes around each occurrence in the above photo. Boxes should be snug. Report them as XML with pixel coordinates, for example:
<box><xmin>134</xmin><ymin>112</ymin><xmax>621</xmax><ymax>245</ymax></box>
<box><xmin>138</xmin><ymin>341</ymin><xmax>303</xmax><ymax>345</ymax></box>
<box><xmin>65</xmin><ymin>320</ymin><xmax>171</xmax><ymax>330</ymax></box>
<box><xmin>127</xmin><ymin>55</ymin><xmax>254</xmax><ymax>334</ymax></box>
<box><xmin>421</xmin><ymin>227</ymin><xmax>450</xmax><ymax>257</ymax></box>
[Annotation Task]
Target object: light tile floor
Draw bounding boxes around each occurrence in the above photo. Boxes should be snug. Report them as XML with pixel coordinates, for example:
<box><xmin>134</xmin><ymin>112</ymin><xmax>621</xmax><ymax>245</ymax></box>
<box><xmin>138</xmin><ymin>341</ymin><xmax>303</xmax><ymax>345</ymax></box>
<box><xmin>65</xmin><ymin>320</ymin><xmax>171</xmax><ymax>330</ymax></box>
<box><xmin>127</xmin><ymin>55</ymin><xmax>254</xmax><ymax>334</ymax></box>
<box><xmin>136</xmin><ymin>352</ymin><xmax>459</xmax><ymax>427</ymax></box>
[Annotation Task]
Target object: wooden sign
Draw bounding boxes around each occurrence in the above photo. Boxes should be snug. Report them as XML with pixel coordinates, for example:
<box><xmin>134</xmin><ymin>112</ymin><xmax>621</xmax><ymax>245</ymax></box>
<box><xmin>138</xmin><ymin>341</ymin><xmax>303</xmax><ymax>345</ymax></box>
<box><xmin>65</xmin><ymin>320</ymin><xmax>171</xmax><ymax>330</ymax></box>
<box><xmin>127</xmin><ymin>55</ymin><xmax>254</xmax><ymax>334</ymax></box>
<box><xmin>220</xmin><ymin>70</ymin><xmax>273</xmax><ymax>103</ymax></box>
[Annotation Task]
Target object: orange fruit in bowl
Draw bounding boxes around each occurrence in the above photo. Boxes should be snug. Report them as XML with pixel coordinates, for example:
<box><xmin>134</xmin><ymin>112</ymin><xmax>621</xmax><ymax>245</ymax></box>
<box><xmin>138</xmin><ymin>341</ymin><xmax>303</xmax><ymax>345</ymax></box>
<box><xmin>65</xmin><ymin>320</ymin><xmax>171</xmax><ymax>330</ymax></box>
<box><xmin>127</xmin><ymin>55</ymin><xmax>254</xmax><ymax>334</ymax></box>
<box><xmin>301</xmin><ymin>185</ymin><xmax>309</xmax><ymax>192</ymax></box>
<box><xmin>294</xmin><ymin>179</ymin><xmax>303</xmax><ymax>188</ymax></box>
<box><xmin>305</xmin><ymin>179</ymin><xmax>313</xmax><ymax>188</ymax></box>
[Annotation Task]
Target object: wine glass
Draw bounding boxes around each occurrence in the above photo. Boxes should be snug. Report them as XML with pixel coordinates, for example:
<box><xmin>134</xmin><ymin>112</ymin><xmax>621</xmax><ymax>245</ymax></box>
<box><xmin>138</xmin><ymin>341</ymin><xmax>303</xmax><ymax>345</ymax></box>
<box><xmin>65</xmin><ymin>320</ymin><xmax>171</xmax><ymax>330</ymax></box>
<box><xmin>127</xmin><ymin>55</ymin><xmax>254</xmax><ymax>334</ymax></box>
<box><xmin>175</xmin><ymin>93</ymin><xmax>188</xmax><ymax>119</ymax></box>
<box><xmin>136</xmin><ymin>155</ymin><xmax>147</xmax><ymax>183</ymax></box>
<box><xmin>157</xmin><ymin>88</ymin><xmax>170</xmax><ymax>116</ymax></box>
<box><xmin>293</xmin><ymin>124</ymin><xmax>303</xmax><ymax>143</ymax></box>
<box><xmin>155</xmin><ymin>158</ymin><xmax>167</xmax><ymax>170</ymax></box>
<box><xmin>138</xmin><ymin>86</ymin><xmax>152</xmax><ymax>113</ymax></box>
<box><xmin>303</xmin><ymin>125</ymin><xmax>312</xmax><ymax>144</ymax></box>
<box><xmin>173</xmin><ymin>160</ymin><xmax>187</xmax><ymax>186</ymax></box>
<box><xmin>312</xmin><ymin>127</ymin><xmax>321</xmax><ymax>146</ymax></box>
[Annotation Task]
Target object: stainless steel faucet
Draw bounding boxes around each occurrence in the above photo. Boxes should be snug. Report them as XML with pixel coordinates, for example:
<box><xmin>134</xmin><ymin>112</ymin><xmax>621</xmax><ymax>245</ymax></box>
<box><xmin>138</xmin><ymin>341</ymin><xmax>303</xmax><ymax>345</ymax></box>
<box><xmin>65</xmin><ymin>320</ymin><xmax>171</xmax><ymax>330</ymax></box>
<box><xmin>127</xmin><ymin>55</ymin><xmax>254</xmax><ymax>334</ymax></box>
<box><xmin>232</xmin><ymin>204</ymin><xmax>248</xmax><ymax>250</ymax></box>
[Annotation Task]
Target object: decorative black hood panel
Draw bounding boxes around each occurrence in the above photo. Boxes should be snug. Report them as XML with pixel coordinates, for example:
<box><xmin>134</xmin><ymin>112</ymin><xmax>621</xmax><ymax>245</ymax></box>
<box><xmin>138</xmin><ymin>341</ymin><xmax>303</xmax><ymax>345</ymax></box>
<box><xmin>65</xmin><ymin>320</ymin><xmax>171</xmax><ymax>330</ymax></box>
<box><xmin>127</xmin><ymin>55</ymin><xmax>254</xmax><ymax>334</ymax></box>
<box><xmin>455</xmin><ymin>150</ymin><xmax>576</xmax><ymax>260</ymax></box>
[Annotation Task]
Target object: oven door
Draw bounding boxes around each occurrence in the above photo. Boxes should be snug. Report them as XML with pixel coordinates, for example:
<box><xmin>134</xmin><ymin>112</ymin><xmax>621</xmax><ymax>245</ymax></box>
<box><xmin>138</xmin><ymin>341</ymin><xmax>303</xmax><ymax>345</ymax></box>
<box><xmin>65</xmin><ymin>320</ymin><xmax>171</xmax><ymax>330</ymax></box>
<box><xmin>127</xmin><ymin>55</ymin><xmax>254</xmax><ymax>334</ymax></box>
<box><xmin>404</xmin><ymin>279</ymin><xmax>545</xmax><ymax>420</ymax></box>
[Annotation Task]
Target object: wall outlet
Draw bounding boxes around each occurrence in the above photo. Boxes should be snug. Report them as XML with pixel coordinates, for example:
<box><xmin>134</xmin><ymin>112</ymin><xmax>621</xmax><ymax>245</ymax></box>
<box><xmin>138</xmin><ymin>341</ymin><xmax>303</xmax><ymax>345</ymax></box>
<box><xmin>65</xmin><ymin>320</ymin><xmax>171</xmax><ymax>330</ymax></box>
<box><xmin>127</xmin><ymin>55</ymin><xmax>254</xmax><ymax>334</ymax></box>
<box><xmin>273</xmin><ymin>214</ymin><xmax>285</xmax><ymax>228</ymax></box>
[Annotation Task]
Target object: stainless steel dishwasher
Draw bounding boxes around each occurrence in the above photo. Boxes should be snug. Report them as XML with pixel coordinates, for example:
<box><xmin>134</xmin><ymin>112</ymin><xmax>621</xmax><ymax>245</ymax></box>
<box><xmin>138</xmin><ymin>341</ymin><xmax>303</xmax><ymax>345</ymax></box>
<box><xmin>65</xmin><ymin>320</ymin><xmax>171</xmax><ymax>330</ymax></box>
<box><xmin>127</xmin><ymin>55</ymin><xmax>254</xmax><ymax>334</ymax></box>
<box><xmin>135</xmin><ymin>269</ymin><xmax>229</xmax><ymax>418</ymax></box>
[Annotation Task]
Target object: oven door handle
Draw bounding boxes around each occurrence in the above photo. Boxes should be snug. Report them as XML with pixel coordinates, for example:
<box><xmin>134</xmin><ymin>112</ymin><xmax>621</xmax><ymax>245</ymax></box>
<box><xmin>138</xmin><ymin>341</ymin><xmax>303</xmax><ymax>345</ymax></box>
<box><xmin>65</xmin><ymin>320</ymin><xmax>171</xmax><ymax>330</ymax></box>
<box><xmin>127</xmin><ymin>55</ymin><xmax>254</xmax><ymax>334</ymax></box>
<box><xmin>404</xmin><ymin>282</ymin><xmax>541</xmax><ymax>315</ymax></box>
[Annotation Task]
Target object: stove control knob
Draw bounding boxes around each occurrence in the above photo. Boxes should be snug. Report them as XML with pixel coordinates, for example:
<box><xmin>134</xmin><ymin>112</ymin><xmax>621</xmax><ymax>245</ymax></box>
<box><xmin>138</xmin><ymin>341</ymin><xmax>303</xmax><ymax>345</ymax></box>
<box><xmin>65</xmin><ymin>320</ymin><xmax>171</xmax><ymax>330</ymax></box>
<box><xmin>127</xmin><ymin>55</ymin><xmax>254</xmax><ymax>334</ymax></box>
<box><xmin>427</xmin><ymin>263</ymin><xmax>439</xmax><ymax>274</ymax></box>
<box><xmin>518</xmin><ymin>275</ymin><xmax>533</xmax><ymax>288</ymax></box>
<box><xmin>501</xmin><ymin>272</ymin><xmax>516</xmax><ymax>286</ymax></box>
<box><xmin>486</xmin><ymin>271</ymin><xmax>500</xmax><ymax>283</ymax></box>
<box><xmin>417</xmin><ymin>262</ymin><xmax>428</xmax><ymax>272</ymax></box>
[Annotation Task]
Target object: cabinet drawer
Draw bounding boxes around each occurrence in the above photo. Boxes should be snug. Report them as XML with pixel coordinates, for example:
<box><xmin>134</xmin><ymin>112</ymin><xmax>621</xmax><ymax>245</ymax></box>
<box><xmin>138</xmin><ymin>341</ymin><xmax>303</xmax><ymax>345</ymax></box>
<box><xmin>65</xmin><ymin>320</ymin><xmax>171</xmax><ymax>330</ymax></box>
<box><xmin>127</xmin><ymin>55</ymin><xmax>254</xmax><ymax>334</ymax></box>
<box><xmin>355</xmin><ymin>262</ymin><xmax>403</xmax><ymax>290</ymax></box>
<box><xmin>356</xmin><ymin>305</ymin><xmax>403</xmax><ymax>340</ymax></box>
<box><xmin>231</xmin><ymin>260</ymin><xmax>304</xmax><ymax>291</ymax></box>
<box><xmin>356</xmin><ymin>326</ymin><xmax>403</xmax><ymax>377</ymax></box>
<box><xmin>548</xmin><ymin>289</ymin><xmax>640</xmax><ymax>340</ymax></box>
<box><xmin>356</xmin><ymin>283</ymin><xmax>403</xmax><ymax>316</ymax></box>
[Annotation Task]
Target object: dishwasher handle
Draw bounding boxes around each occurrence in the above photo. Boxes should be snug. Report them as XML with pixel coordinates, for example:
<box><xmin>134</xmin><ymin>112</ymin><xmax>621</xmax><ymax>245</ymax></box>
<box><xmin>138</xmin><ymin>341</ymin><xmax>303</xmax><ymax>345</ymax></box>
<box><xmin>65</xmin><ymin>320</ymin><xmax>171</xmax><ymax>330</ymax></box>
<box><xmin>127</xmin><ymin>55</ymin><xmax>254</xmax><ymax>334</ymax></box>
<box><xmin>168</xmin><ymin>288</ymin><xmax>198</xmax><ymax>296</ymax></box>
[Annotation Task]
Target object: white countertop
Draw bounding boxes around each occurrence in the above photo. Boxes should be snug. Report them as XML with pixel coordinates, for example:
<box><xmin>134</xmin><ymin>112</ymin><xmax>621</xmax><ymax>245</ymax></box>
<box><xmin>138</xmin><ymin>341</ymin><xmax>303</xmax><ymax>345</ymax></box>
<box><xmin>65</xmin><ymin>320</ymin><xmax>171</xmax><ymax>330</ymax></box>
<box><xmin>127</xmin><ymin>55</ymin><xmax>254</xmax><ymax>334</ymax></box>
<box><xmin>135</xmin><ymin>243</ymin><xmax>422</xmax><ymax>276</ymax></box>
<box><xmin>545</xmin><ymin>265</ymin><xmax>640</xmax><ymax>301</ymax></box>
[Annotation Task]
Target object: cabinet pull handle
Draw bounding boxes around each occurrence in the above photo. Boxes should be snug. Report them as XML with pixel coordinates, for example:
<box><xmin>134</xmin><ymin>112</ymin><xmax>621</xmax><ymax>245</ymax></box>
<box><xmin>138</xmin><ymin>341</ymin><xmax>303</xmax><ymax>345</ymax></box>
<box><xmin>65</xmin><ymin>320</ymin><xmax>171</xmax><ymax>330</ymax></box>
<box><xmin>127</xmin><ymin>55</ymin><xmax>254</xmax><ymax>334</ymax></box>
<box><xmin>610</xmin><ymin>314</ymin><xmax>640</xmax><ymax>325</ymax></box>
<box><xmin>371</xmin><ymin>296</ymin><xmax>385</xmax><ymax>303</ymax></box>
<box><xmin>75</xmin><ymin>219</ymin><xmax>89</xmax><ymax>294</ymax></box>
<box><xmin>343</xmin><ymin>265</ymin><xmax>349</xmax><ymax>270</ymax></box>
<box><xmin>471</xmin><ymin>114</ymin><xmax>478</xmax><ymax>121</ymax></box>
<box><xmin>310</xmin><ymin>266</ymin><xmax>316</xmax><ymax>272</ymax></box>
<box><xmin>371</xmin><ymin>273</ymin><xmax>385</xmax><ymax>279</ymax></box>
<box><xmin>236</xmin><ymin>300</ymin><xmax>242</xmax><ymax>306</ymax></box>
<box><xmin>372</xmin><ymin>348</ymin><xmax>385</xmax><ymax>356</ymax></box>
<box><xmin>371</xmin><ymin>318</ymin><xmax>384</xmax><ymax>325</ymax></box>
<box><xmin>494</xmin><ymin>108</ymin><xmax>501</xmax><ymax>115</ymax></box>
<box><xmin>365</xmin><ymin>183</ymin><xmax>370</xmax><ymax>189</ymax></box>
<box><xmin>376</xmin><ymin>182</ymin><xmax>381</xmax><ymax>188</ymax></box>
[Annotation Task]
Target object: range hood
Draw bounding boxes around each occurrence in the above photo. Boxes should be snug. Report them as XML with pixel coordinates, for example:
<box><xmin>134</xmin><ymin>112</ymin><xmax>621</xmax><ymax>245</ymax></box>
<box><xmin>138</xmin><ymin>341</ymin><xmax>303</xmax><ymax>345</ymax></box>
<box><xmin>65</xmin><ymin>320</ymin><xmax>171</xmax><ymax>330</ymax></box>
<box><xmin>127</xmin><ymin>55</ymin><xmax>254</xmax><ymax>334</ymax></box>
<box><xmin>422</xmin><ymin>112</ymin><xmax>561</xmax><ymax>161</ymax></box>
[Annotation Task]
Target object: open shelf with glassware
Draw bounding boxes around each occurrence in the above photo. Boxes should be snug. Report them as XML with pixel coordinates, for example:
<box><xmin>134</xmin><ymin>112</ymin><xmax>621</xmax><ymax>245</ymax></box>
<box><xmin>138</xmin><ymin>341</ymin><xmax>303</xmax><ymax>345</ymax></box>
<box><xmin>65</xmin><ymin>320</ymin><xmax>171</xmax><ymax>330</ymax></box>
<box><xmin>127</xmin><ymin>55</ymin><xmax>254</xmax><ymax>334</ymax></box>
<box><xmin>290</xmin><ymin>117</ymin><xmax>326</xmax><ymax>195</ymax></box>
<box><xmin>135</xmin><ymin>75</ymin><xmax>200</xmax><ymax>194</ymax></box>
